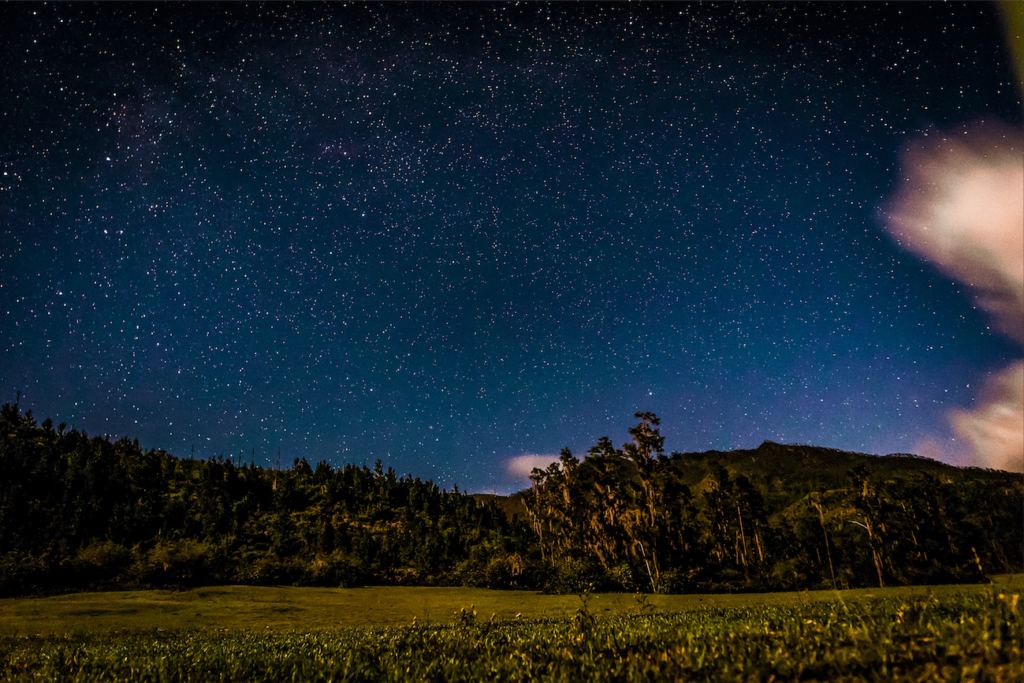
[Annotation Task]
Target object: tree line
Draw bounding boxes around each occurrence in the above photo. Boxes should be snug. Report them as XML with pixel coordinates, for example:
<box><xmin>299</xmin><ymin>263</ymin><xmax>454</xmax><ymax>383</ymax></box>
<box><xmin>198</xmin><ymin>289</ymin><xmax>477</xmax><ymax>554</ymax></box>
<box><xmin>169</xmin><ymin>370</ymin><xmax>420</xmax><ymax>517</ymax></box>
<box><xmin>525</xmin><ymin>412</ymin><xmax>1022</xmax><ymax>593</ymax></box>
<box><xmin>1</xmin><ymin>404</ymin><xmax>1020</xmax><ymax>596</ymax></box>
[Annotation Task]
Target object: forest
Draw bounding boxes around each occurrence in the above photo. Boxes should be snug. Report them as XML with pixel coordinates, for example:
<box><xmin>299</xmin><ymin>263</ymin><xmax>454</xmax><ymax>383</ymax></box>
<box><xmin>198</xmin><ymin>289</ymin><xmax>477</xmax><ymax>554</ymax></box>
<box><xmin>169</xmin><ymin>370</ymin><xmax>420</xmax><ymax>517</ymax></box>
<box><xmin>1</xmin><ymin>404</ymin><xmax>1020</xmax><ymax>597</ymax></box>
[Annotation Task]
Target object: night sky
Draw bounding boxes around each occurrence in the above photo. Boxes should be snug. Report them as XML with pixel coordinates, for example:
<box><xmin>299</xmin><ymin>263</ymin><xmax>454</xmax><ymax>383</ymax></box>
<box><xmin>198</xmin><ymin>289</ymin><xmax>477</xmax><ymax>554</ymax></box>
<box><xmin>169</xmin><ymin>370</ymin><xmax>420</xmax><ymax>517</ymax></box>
<box><xmin>2</xmin><ymin>3</ymin><xmax>1021</xmax><ymax>493</ymax></box>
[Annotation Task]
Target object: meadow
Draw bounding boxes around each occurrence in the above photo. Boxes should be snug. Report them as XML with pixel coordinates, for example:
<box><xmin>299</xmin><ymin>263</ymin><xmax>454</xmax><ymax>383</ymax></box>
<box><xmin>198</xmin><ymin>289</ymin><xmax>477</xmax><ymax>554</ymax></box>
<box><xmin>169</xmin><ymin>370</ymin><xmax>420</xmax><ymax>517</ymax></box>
<box><xmin>0</xmin><ymin>575</ymin><xmax>1020</xmax><ymax>681</ymax></box>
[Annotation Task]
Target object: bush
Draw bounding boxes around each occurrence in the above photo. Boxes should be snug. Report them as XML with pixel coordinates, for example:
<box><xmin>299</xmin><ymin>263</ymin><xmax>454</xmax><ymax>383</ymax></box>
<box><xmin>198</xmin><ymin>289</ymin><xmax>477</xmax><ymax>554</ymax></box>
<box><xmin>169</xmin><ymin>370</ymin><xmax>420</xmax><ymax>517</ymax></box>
<box><xmin>542</xmin><ymin>556</ymin><xmax>610</xmax><ymax>594</ymax></box>
<box><xmin>656</xmin><ymin>568</ymin><xmax>691</xmax><ymax>594</ymax></box>
<box><xmin>607</xmin><ymin>562</ymin><xmax>641</xmax><ymax>592</ymax></box>
<box><xmin>62</xmin><ymin>541</ymin><xmax>133</xmax><ymax>589</ymax></box>
<box><xmin>139</xmin><ymin>540</ymin><xmax>217</xmax><ymax>587</ymax></box>
<box><xmin>771</xmin><ymin>558</ymin><xmax>808</xmax><ymax>591</ymax></box>
<box><xmin>695</xmin><ymin>568</ymin><xmax>747</xmax><ymax>593</ymax></box>
<box><xmin>306</xmin><ymin>551</ymin><xmax>366</xmax><ymax>587</ymax></box>
<box><xmin>0</xmin><ymin>551</ymin><xmax>49</xmax><ymax>597</ymax></box>
<box><xmin>234</xmin><ymin>550</ymin><xmax>292</xmax><ymax>585</ymax></box>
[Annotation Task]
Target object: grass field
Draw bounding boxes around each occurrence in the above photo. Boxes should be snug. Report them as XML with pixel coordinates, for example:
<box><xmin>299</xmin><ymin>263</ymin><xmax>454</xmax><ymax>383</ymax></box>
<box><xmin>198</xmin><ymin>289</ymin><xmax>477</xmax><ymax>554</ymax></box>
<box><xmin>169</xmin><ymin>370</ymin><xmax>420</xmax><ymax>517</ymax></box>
<box><xmin>3</xmin><ymin>575</ymin><xmax>1021</xmax><ymax>635</ymax></box>
<box><xmin>0</xmin><ymin>576</ymin><xmax>1020</xmax><ymax>681</ymax></box>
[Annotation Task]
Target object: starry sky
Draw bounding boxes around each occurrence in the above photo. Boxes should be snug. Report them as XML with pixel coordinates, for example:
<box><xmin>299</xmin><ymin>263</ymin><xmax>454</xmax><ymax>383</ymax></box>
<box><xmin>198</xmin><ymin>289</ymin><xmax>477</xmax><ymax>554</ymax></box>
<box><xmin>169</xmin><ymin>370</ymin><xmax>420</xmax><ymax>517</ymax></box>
<box><xmin>2</xmin><ymin>2</ymin><xmax>1021</xmax><ymax>493</ymax></box>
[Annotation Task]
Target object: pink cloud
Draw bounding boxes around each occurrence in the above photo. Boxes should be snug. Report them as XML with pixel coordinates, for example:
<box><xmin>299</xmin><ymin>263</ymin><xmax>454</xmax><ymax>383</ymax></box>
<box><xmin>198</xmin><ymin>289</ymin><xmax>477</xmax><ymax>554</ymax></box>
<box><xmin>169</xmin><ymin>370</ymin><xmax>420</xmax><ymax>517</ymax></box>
<box><xmin>504</xmin><ymin>453</ymin><xmax>561</xmax><ymax>480</ymax></box>
<box><xmin>950</xmin><ymin>362</ymin><xmax>1024</xmax><ymax>473</ymax></box>
<box><xmin>884</xmin><ymin>120</ymin><xmax>1023</xmax><ymax>342</ymax></box>
<box><xmin>884</xmin><ymin>120</ymin><xmax>1024</xmax><ymax>472</ymax></box>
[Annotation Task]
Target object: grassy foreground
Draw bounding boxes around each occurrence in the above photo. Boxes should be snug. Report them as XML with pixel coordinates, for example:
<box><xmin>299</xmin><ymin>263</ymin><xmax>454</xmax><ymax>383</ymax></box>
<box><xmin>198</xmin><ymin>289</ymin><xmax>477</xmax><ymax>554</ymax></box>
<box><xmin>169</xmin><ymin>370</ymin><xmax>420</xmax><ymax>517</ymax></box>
<box><xmin>0</xmin><ymin>577</ymin><xmax>1021</xmax><ymax>682</ymax></box>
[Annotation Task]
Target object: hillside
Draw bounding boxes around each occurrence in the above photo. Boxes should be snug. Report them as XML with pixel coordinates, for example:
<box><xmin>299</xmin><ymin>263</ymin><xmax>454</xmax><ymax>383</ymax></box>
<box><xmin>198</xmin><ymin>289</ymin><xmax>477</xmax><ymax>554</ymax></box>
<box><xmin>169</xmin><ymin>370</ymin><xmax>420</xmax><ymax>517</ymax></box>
<box><xmin>481</xmin><ymin>440</ymin><xmax>1010</xmax><ymax>521</ymax></box>
<box><xmin>674</xmin><ymin>440</ymin><xmax>1005</xmax><ymax>489</ymax></box>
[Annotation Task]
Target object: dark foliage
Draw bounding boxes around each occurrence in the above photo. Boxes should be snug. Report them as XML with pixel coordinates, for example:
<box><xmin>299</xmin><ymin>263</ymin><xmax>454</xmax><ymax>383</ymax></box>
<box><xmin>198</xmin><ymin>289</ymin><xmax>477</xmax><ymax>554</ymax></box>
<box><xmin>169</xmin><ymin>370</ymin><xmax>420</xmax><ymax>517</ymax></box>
<box><xmin>525</xmin><ymin>412</ymin><xmax>1022</xmax><ymax>593</ymax></box>
<box><xmin>1</xmin><ymin>404</ymin><xmax>1020</xmax><ymax>596</ymax></box>
<box><xmin>0</xmin><ymin>404</ymin><xmax>535</xmax><ymax>596</ymax></box>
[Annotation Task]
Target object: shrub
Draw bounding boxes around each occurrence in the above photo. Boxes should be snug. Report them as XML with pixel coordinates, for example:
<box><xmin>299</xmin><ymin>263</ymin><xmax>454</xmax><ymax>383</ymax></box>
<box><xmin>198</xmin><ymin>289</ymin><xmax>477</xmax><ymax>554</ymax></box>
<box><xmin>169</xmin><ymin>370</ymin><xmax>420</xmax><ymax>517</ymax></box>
<box><xmin>607</xmin><ymin>562</ymin><xmax>641</xmax><ymax>592</ymax></box>
<box><xmin>62</xmin><ymin>541</ymin><xmax>133</xmax><ymax>588</ymax></box>
<box><xmin>0</xmin><ymin>551</ymin><xmax>49</xmax><ymax>596</ymax></box>
<box><xmin>542</xmin><ymin>556</ymin><xmax>610</xmax><ymax>594</ymax></box>
<box><xmin>140</xmin><ymin>540</ymin><xmax>216</xmax><ymax>586</ymax></box>
<box><xmin>307</xmin><ymin>551</ymin><xmax>366</xmax><ymax>587</ymax></box>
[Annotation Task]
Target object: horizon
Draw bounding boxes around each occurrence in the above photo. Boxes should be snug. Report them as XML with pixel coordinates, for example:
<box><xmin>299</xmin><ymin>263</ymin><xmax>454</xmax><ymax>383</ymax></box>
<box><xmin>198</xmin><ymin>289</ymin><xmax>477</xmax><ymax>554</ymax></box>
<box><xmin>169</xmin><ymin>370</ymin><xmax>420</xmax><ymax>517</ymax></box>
<box><xmin>6</xmin><ymin>401</ymin><xmax>991</xmax><ymax>499</ymax></box>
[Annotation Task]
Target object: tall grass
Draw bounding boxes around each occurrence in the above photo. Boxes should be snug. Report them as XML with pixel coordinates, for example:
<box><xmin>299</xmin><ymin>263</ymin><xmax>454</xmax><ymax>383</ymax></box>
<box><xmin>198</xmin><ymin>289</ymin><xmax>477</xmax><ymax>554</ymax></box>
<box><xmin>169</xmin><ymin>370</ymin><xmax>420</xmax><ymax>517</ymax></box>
<box><xmin>1</xmin><ymin>590</ymin><xmax>1019</xmax><ymax>682</ymax></box>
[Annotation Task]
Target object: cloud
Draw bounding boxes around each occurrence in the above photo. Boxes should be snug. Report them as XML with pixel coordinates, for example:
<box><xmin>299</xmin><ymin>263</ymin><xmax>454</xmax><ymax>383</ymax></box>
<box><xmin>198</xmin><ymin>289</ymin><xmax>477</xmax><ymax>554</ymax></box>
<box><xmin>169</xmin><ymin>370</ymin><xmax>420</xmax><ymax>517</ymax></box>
<box><xmin>884</xmin><ymin>120</ymin><xmax>1024</xmax><ymax>472</ymax></box>
<box><xmin>504</xmin><ymin>453</ymin><xmax>561</xmax><ymax>480</ymax></box>
<box><xmin>950</xmin><ymin>362</ymin><xmax>1024</xmax><ymax>473</ymax></box>
<box><xmin>884</xmin><ymin>120</ymin><xmax>1024</xmax><ymax>342</ymax></box>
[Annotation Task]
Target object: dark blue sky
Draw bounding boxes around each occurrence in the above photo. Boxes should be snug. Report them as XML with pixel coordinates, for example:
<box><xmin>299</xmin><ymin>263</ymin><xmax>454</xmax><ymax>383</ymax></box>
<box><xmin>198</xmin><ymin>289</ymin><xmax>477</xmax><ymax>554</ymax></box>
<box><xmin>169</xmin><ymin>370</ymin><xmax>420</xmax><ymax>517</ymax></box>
<box><xmin>2</xmin><ymin>3</ymin><xmax>1021</xmax><ymax>492</ymax></box>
